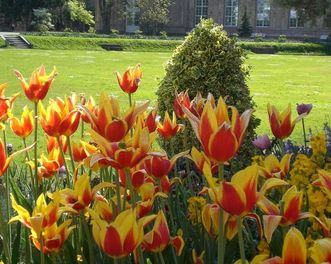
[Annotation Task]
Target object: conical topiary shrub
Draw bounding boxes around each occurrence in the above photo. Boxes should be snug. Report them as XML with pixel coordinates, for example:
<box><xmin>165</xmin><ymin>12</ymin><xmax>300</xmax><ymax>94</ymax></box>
<box><xmin>156</xmin><ymin>18</ymin><xmax>260</xmax><ymax>173</ymax></box>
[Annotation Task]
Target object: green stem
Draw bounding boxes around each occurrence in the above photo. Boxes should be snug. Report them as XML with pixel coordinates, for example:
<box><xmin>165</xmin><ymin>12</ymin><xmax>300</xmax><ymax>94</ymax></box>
<box><xmin>23</xmin><ymin>138</ymin><xmax>36</xmax><ymax>198</ymax></box>
<box><xmin>301</xmin><ymin>118</ymin><xmax>307</xmax><ymax>151</ymax></box>
<box><xmin>57</xmin><ymin>136</ymin><xmax>71</xmax><ymax>188</ymax></box>
<box><xmin>125</xmin><ymin>168</ymin><xmax>136</xmax><ymax>207</ymax></box>
<box><xmin>34</xmin><ymin>101</ymin><xmax>40</xmax><ymax>196</ymax></box>
<box><xmin>183</xmin><ymin>129</ymin><xmax>193</xmax><ymax>192</ymax></box>
<box><xmin>25</xmin><ymin>228</ymin><xmax>31</xmax><ymax>264</ymax></box>
<box><xmin>158</xmin><ymin>252</ymin><xmax>166</xmax><ymax>264</ymax></box>
<box><xmin>217</xmin><ymin>163</ymin><xmax>225</xmax><ymax>264</ymax></box>
<box><xmin>114</xmin><ymin>169</ymin><xmax>122</xmax><ymax>214</ymax></box>
<box><xmin>237</xmin><ymin>217</ymin><xmax>246</xmax><ymax>263</ymax></box>
<box><xmin>137</xmin><ymin>247</ymin><xmax>145</xmax><ymax>264</ymax></box>
<box><xmin>81</xmin><ymin>121</ymin><xmax>85</xmax><ymax>139</ymax></box>
<box><xmin>66</xmin><ymin>136</ymin><xmax>76</xmax><ymax>173</ymax></box>
<box><xmin>170</xmin><ymin>138</ymin><xmax>178</xmax><ymax>176</ymax></box>
<box><xmin>128</xmin><ymin>93</ymin><xmax>132</xmax><ymax>108</ymax></box>
<box><xmin>40</xmin><ymin>237</ymin><xmax>45</xmax><ymax>264</ymax></box>
<box><xmin>81</xmin><ymin>214</ymin><xmax>94</xmax><ymax>264</ymax></box>
<box><xmin>0</xmin><ymin>195</ymin><xmax>11</xmax><ymax>264</ymax></box>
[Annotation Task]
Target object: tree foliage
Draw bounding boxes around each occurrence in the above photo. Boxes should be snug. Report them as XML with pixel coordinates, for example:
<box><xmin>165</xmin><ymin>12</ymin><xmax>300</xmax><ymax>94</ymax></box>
<box><xmin>136</xmin><ymin>0</ymin><xmax>171</xmax><ymax>34</ymax></box>
<box><xmin>31</xmin><ymin>8</ymin><xmax>54</xmax><ymax>32</ymax></box>
<box><xmin>272</xmin><ymin>0</ymin><xmax>331</xmax><ymax>28</ymax></box>
<box><xmin>238</xmin><ymin>7</ymin><xmax>252</xmax><ymax>37</ymax></box>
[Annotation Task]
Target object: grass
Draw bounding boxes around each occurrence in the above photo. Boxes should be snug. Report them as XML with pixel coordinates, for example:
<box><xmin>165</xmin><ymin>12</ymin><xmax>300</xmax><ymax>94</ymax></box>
<box><xmin>0</xmin><ymin>49</ymin><xmax>330</xmax><ymax>150</ymax></box>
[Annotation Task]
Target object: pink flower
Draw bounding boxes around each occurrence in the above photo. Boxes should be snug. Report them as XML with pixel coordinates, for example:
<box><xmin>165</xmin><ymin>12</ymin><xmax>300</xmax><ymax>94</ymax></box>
<box><xmin>296</xmin><ymin>103</ymin><xmax>313</xmax><ymax>115</ymax></box>
<box><xmin>252</xmin><ymin>134</ymin><xmax>271</xmax><ymax>150</ymax></box>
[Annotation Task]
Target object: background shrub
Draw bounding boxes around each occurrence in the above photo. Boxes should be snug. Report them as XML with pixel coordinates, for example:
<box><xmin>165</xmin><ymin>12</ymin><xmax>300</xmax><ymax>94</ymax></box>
<box><xmin>156</xmin><ymin>19</ymin><xmax>261</xmax><ymax>173</ymax></box>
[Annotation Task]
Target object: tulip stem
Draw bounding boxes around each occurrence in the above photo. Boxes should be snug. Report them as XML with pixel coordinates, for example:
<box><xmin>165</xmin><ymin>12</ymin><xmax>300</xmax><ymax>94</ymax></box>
<box><xmin>3</xmin><ymin>129</ymin><xmax>12</xmax><ymax>257</ymax></box>
<box><xmin>170</xmin><ymin>138</ymin><xmax>178</xmax><ymax>176</ymax></box>
<box><xmin>114</xmin><ymin>169</ymin><xmax>122</xmax><ymax>214</ymax></box>
<box><xmin>125</xmin><ymin>168</ymin><xmax>136</xmax><ymax>207</ymax></box>
<box><xmin>217</xmin><ymin>163</ymin><xmax>226</xmax><ymax>264</ymax></box>
<box><xmin>137</xmin><ymin>247</ymin><xmax>145</xmax><ymax>264</ymax></box>
<box><xmin>0</xmin><ymin>193</ymin><xmax>11</xmax><ymax>264</ymax></box>
<box><xmin>237</xmin><ymin>217</ymin><xmax>246</xmax><ymax>263</ymax></box>
<box><xmin>81</xmin><ymin>214</ymin><xmax>94</xmax><ymax>264</ymax></box>
<box><xmin>40</xmin><ymin>237</ymin><xmax>45</xmax><ymax>264</ymax></box>
<box><xmin>23</xmin><ymin>137</ymin><xmax>36</xmax><ymax>197</ymax></box>
<box><xmin>128</xmin><ymin>93</ymin><xmax>132</xmax><ymax>108</ymax></box>
<box><xmin>301</xmin><ymin>119</ymin><xmax>307</xmax><ymax>152</ymax></box>
<box><xmin>158</xmin><ymin>252</ymin><xmax>166</xmax><ymax>264</ymax></box>
<box><xmin>34</xmin><ymin>101</ymin><xmax>40</xmax><ymax>196</ymax></box>
<box><xmin>183</xmin><ymin>129</ymin><xmax>193</xmax><ymax>192</ymax></box>
<box><xmin>57</xmin><ymin>136</ymin><xmax>71</xmax><ymax>188</ymax></box>
<box><xmin>66</xmin><ymin>136</ymin><xmax>76</xmax><ymax>174</ymax></box>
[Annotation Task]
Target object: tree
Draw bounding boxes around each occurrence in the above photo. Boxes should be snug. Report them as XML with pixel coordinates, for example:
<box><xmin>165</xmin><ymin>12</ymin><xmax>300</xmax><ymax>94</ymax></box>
<box><xmin>272</xmin><ymin>0</ymin><xmax>331</xmax><ymax>28</ymax></box>
<box><xmin>136</xmin><ymin>0</ymin><xmax>171</xmax><ymax>35</ymax></box>
<box><xmin>30</xmin><ymin>8</ymin><xmax>54</xmax><ymax>32</ymax></box>
<box><xmin>238</xmin><ymin>7</ymin><xmax>252</xmax><ymax>37</ymax></box>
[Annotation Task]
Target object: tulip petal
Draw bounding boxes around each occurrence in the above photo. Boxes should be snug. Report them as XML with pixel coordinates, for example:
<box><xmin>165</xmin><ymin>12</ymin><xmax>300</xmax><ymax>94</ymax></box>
<box><xmin>263</xmin><ymin>215</ymin><xmax>282</xmax><ymax>244</ymax></box>
<box><xmin>282</xmin><ymin>227</ymin><xmax>306</xmax><ymax>264</ymax></box>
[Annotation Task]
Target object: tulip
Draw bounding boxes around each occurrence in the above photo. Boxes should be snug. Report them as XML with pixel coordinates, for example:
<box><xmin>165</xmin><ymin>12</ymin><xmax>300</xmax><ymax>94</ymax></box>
<box><xmin>9</xmin><ymin>106</ymin><xmax>34</xmax><ymax>138</ymax></box>
<box><xmin>93</xmin><ymin>195</ymin><xmax>115</xmax><ymax>223</ymax></box>
<box><xmin>267</xmin><ymin>103</ymin><xmax>305</xmax><ymax>139</ymax></box>
<box><xmin>144</xmin><ymin>151</ymin><xmax>187</xmax><ymax>179</ymax></box>
<box><xmin>309</xmin><ymin>238</ymin><xmax>331</xmax><ymax>263</ymax></box>
<box><xmin>0</xmin><ymin>139</ymin><xmax>12</xmax><ymax>176</ymax></box>
<box><xmin>39</xmin><ymin>97</ymin><xmax>81</xmax><ymax>137</ymax></box>
<box><xmin>252</xmin><ymin>134</ymin><xmax>271</xmax><ymax>150</ymax></box>
<box><xmin>82</xmin><ymin>92</ymin><xmax>149</xmax><ymax>142</ymax></box>
<box><xmin>315</xmin><ymin>170</ymin><xmax>331</xmax><ymax>197</ymax></box>
<box><xmin>201</xmin><ymin>203</ymin><xmax>220</xmax><ymax>238</ymax></box>
<box><xmin>71</xmin><ymin>141</ymin><xmax>88</xmax><ymax>162</ymax></box>
<box><xmin>15</xmin><ymin>65</ymin><xmax>57</xmax><ymax>102</ymax></box>
<box><xmin>31</xmin><ymin>220</ymin><xmax>74</xmax><ymax>253</ymax></box>
<box><xmin>259</xmin><ymin>153</ymin><xmax>292</xmax><ymax>179</ymax></box>
<box><xmin>80</xmin><ymin>96</ymin><xmax>97</xmax><ymax>123</ymax></box>
<box><xmin>46</xmin><ymin>135</ymin><xmax>68</xmax><ymax>153</ymax></box>
<box><xmin>89</xmin><ymin>123</ymin><xmax>152</xmax><ymax>170</ymax></box>
<box><xmin>189</xmin><ymin>147</ymin><xmax>218</xmax><ymax>174</ymax></box>
<box><xmin>119</xmin><ymin>168</ymin><xmax>146</xmax><ymax>189</ymax></box>
<box><xmin>90</xmin><ymin>209</ymin><xmax>140</xmax><ymax>258</ymax></box>
<box><xmin>50</xmin><ymin>174</ymin><xmax>113</xmax><ymax>211</ymax></box>
<box><xmin>116</xmin><ymin>64</ymin><xmax>142</xmax><ymax>94</ymax></box>
<box><xmin>254</xmin><ymin>227</ymin><xmax>306</xmax><ymax>264</ymax></box>
<box><xmin>0</xmin><ymin>83</ymin><xmax>19</xmax><ymax>122</ymax></box>
<box><xmin>260</xmin><ymin>186</ymin><xmax>329</xmax><ymax>243</ymax></box>
<box><xmin>173</xmin><ymin>90</ymin><xmax>191</xmax><ymax>119</ymax></box>
<box><xmin>183</xmin><ymin>95</ymin><xmax>252</xmax><ymax>163</ymax></box>
<box><xmin>144</xmin><ymin>109</ymin><xmax>157</xmax><ymax>133</ymax></box>
<box><xmin>9</xmin><ymin>193</ymin><xmax>71</xmax><ymax>229</ymax></box>
<box><xmin>192</xmin><ymin>249</ymin><xmax>205</xmax><ymax>264</ymax></box>
<box><xmin>142</xmin><ymin>210</ymin><xmax>170</xmax><ymax>252</ymax></box>
<box><xmin>296</xmin><ymin>103</ymin><xmax>313</xmax><ymax>115</ymax></box>
<box><xmin>157</xmin><ymin>111</ymin><xmax>184</xmax><ymax>139</ymax></box>
<box><xmin>37</xmin><ymin>148</ymin><xmax>63</xmax><ymax>180</ymax></box>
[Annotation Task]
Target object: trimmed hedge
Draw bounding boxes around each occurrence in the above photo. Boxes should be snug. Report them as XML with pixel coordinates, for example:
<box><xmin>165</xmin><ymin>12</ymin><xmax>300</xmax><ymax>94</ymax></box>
<box><xmin>24</xmin><ymin>36</ymin><xmax>182</xmax><ymax>51</ymax></box>
<box><xmin>24</xmin><ymin>35</ymin><xmax>331</xmax><ymax>54</ymax></box>
<box><xmin>238</xmin><ymin>41</ymin><xmax>331</xmax><ymax>55</ymax></box>
<box><xmin>0</xmin><ymin>38</ymin><xmax>7</xmax><ymax>48</ymax></box>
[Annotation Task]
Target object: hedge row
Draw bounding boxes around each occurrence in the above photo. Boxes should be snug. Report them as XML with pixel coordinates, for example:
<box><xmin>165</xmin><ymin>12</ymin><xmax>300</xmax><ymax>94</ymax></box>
<box><xmin>238</xmin><ymin>41</ymin><xmax>331</xmax><ymax>55</ymax></box>
<box><xmin>24</xmin><ymin>36</ymin><xmax>182</xmax><ymax>51</ymax></box>
<box><xmin>17</xmin><ymin>36</ymin><xmax>331</xmax><ymax>54</ymax></box>
<box><xmin>0</xmin><ymin>38</ymin><xmax>6</xmax><ymax>48</ymax></box>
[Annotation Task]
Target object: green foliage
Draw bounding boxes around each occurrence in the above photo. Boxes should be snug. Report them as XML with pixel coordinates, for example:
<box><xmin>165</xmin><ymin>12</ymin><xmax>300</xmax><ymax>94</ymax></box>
<box><xmin>156</xmin><ymin>19</ymin><xmax>260</xmax><ymax>172</ymax></box>
<box><xmin>238</xmin><ymin>7</ymin><xmax>252</xmax><ymax>37</ymax></box>
<box><xmin>0</xmin><ymin>38</ymin><xmax>7</xmax><ymax>48</ymax></box>
<box><xmin>65</xmin><ymin>0</ymin><xmax>95</xmax><ymax>26</ymax></box>
<box><xmin>24</xmin><ymin>35</ymin><xmax>182</xmax><ymax>51</ymax></box>
<box><xmin>137</xmin><ymin>0</ymin><xmax>171</xmax><ymax>34</ymax></box>
<box><xmin>278</xmin><ymin>34</ymin><xmax>287</xmax><ymax>42</ymax></box>
<box><xmin>30</xmin><ymin>8</ymin><xmax>54</xmax><ymax>32</ymax></box>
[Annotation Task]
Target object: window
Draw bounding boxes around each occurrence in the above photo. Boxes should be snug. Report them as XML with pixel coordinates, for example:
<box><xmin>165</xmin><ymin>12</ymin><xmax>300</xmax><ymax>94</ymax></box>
<box><xmin>289</xmin><ymin>9</ymin><xmax>304</xmax><ymax>28</ymax></box>
<box><xmin>196</xmin><ymin>0</ymin><xmax>208</xmax><ymax>24</ymax></box>
<box><xmin>224</xmin><ymin>0</ymin><xmax>239</xmax><ymax>26</ymax></box>
<box><xmin>256</xmin><ymin>0</ymin><xmax>270</xmax><ymax>27</ymax></box>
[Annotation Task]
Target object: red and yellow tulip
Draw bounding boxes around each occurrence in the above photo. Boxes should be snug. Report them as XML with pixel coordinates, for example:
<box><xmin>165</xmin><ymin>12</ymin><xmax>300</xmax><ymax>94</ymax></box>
<box><xmin>83</xmin><ymin>92</ymin><xmax>148</xmax><ymax>142</ymax></box>
<box><xmin>90</xmin><ymin>208</ymin><xmax>140</xmax><ymax>258</ymax></box>
<box><xmin>173</xmin><ymin>90</ymin><xmax>191</xmax><ymax>119</ymax></box>
<box><xmin>267</xmin><ymin>103</ymin><xmax>305</xmax><ymax>139</ymax></box>
<box><xmin>0</xmin><ymin>83</ymin><xmax>19</xmax><ymax>122</ymax></box>
<box><xmin>201</xmin><ymin>203</ymin><xmax>220</xmax><ymax>238</ymax></box>
<box><xmin>9</xmin><ymin>106</ymin><xmax>34</xmax><ymax>138</ymax></box>
<box><xmin>157</xmin><ymin>111</ymin><xmax>184</xmax><ymax>139</ymax></box>
<box><xmin>190</xmin><ymin>147</ymin><xmax>218</xmax><ymax>174</ymax></box>
<box><xmin>192</xmin><ymin>249</ymin><xmax>205</xmax><ymax>264</ymax></box>
<box><xmin>259</xmin><ymin>154</ymin><xmax>292</xmax><ymax>179</ymax></box>
<box><xmin>116</xmin><ymin>64</ymin><xmax>142</xmax><ymax>94</ymax></box>
<box><xmin>309</xmin><ymin>238</ymin><xmax>331</xmax><ymax>263</ymax></box>
<box><xmin>183</xmin><ymin>95</ymin><xmax>252</xmax><ymax>163</ymax></box>
<box><xmin>15</xmin><ymin>65</ymin><xmax>57</xmax><ymax>102</ymax></box>
<box><xmin>0</xmin><ymin>139</ymin><xmax>12</xmax><ymax>176</ymax></box>
<box><xmin>50</xmin><ymin>174</ymin><xmax>113</xmax><ymax>211</ymax></box>
<box><xmin>46</xmin><ymin>135</ymin><xmax>67</xmax><ymax>153</ymax></box>
<box><xmin>31</xmin><ymin>220</ymin><xmax>74</xmax><ymax>253</ymax></box>
<box><xmin>72</xmin><ymin>141</ymin><xmax>88</xmax><ymax>162</ymax></box>
<box><xmin>37</xmin><ymin>147</ymin><xmax>63</xmax><ymax>180</ymax></box>
<box><xmin>39</xmin><ymin>96</ymin><xmax>80</xmax><ymax>137</ymax></box>
<box><xmin>255</xmin><ymin>227</ymin><xmax>306</xmax><ymax>264</ymax></box>
<box><xmin>315</xmin><ymin>169</ymin><xmax>331</xmax><ymax>197</ymax></box>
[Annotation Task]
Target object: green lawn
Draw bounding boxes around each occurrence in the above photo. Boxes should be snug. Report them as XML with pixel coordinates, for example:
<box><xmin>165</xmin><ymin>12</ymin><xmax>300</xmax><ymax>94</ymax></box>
<box><xmin>0</xmin><ymin>49</ymin><xmax>330</xmax><ymax>148</ymax></box>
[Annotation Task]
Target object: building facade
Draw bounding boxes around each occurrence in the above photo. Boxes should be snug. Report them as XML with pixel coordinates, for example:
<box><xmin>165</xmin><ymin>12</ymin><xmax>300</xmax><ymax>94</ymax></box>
<box><xmin>94</xmin><ymin>0</ymin><xmax>330</xmax><ymax>38</ymax></box>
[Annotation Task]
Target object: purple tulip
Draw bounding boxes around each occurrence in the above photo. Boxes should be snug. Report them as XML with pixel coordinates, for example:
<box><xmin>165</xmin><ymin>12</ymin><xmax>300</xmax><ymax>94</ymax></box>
<box><xmin>252</xmin><ymin>134</ymin><xmax>271</xmax><ymax>150</ymax></box>
<box><xmin>296</xmin><ymin>103</ymin><xmax>313</xmax><ymax>115</ymax></box>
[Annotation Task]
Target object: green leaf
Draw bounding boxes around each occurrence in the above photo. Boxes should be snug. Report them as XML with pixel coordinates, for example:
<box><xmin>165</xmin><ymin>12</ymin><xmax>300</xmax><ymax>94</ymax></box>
<box><xmin>9</xmin><ymin>175</ymin><xmax>33</xmax><ymax>213</ymax></box>
<box><xmin>11</xmin><ymin>222</ymin><xmax>21</xmax><ymax>264</ymax></box>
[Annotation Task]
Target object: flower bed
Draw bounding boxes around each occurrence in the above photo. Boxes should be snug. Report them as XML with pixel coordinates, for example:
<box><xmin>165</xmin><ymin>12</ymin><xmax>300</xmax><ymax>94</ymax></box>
<box><xmin>0</xmin><ymin>64</ymin><xmax>330</xmax><ymax>264</ymax></box>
